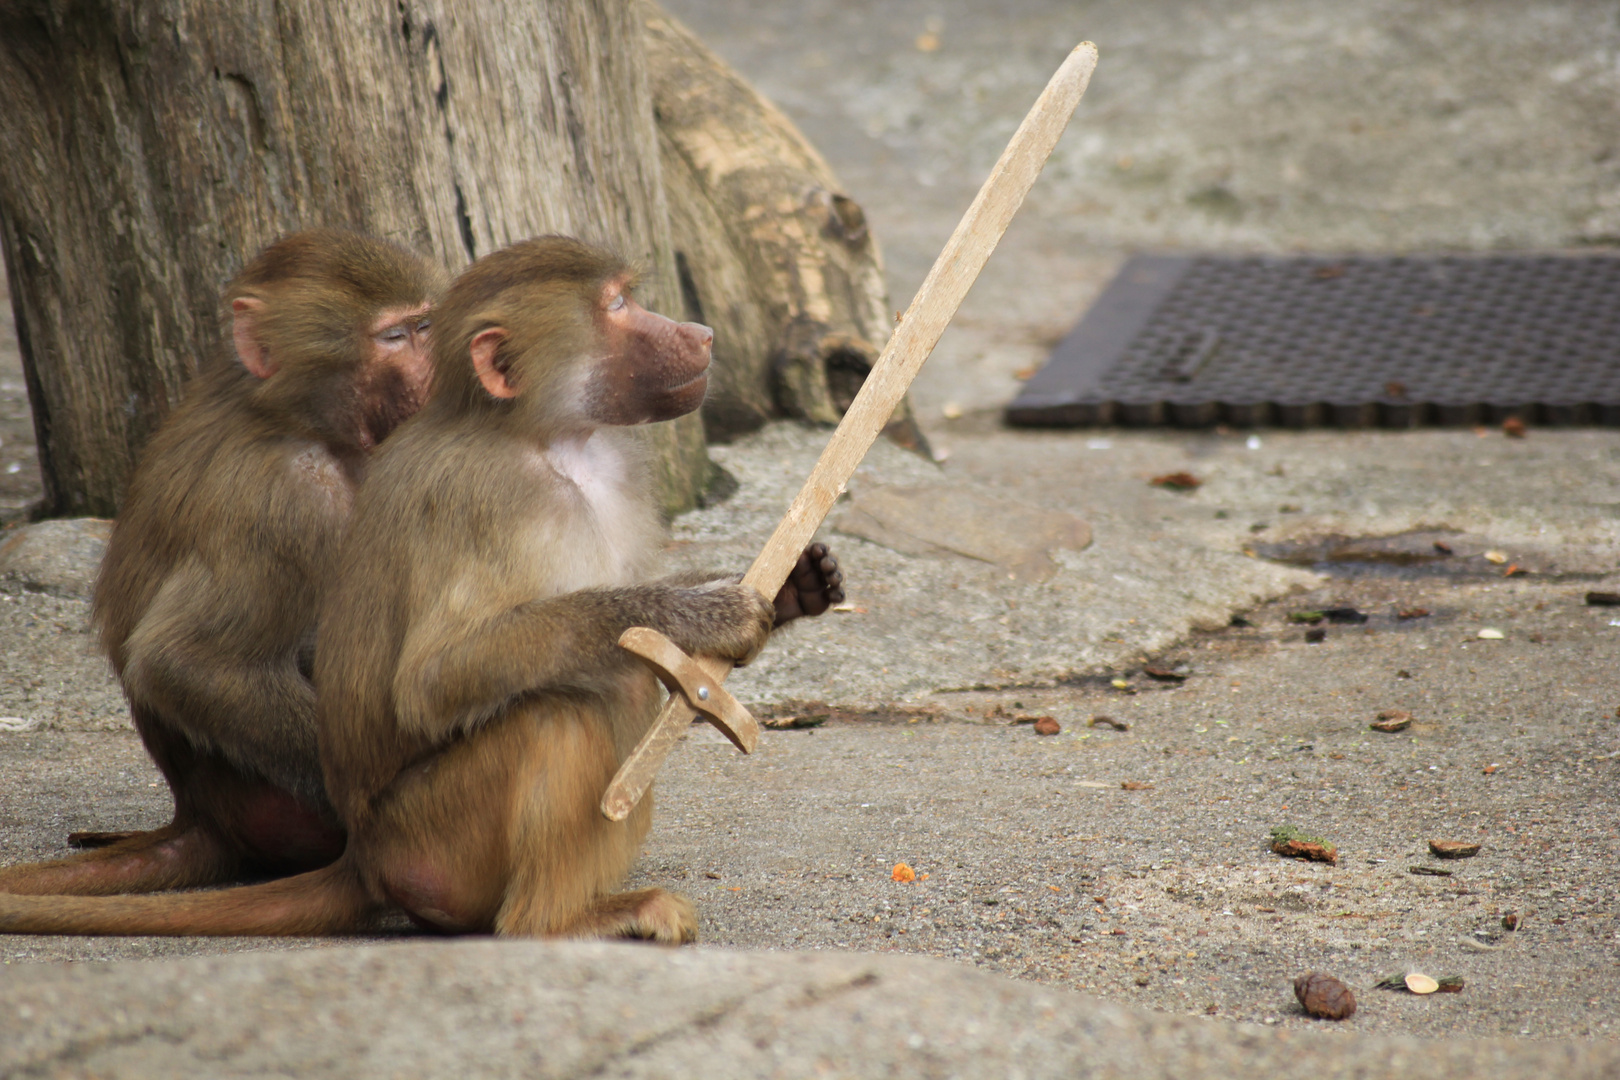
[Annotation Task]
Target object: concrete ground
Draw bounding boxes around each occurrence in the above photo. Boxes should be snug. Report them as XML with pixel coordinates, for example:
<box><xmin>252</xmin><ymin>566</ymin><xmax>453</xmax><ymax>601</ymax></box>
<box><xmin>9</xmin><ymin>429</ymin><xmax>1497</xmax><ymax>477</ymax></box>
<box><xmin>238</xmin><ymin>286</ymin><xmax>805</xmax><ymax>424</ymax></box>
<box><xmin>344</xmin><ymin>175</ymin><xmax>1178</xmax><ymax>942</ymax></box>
<box><xmin>5</xmin><ymin>942</ymin><xmax>1619</xmax><ymax>1080</ymax></box>
<box><xmin>2</xmin><ymin>0</ymin><xmax>1618</xmax><ymax>1074</ymax></box>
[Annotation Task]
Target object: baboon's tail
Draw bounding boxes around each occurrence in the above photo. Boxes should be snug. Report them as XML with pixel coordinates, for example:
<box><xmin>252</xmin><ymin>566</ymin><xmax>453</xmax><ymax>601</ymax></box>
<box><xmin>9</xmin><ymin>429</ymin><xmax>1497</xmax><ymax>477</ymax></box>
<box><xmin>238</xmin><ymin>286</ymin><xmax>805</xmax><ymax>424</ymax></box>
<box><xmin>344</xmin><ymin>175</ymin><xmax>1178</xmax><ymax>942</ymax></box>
<box><xmin>0</xmin><ymin>861</ymin><xmax>373</xmax><ymax>937</ymax></box>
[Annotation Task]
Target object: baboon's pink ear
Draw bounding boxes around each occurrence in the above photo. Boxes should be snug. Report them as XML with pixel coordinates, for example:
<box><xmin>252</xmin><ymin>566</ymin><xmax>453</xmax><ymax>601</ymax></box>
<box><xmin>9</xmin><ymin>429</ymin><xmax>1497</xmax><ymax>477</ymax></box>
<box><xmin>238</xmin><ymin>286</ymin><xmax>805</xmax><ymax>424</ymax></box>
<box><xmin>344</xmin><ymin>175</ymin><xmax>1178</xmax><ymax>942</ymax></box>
<box><xmin>231</xmin><ymin>297</ymin><xmax>276</xmax><ymax>379</ymax></box>
<box><xmin>470</xmin><ymin>328</ymin><xmax>517</xmax><ymax>399</ymax></box>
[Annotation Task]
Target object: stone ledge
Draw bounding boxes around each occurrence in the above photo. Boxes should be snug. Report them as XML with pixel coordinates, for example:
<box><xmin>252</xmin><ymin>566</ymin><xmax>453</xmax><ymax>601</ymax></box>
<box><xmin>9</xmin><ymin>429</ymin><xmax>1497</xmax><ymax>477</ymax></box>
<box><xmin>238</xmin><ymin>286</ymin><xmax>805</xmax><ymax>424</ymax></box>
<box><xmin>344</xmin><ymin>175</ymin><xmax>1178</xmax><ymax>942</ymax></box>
<box><xmin>2</xmin><ymin>940</ymin><xmax>1613</xmax><ymax>1079</ymax></box>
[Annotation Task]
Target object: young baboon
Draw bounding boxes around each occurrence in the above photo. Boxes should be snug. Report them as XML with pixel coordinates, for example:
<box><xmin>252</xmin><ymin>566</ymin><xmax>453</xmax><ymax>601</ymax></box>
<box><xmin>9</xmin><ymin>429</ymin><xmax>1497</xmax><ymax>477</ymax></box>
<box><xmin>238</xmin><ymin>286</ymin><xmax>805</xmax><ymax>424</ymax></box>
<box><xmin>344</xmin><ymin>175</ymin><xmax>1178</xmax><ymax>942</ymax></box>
<box><xmin>0</xmin><ymin>230</ymin><xmax>443</xmax><ymax>897</ymax></box>
<box><xmin>0</xmin><ymin>236</ymin><xmax>841</xmax><ymax>938</ymax></box>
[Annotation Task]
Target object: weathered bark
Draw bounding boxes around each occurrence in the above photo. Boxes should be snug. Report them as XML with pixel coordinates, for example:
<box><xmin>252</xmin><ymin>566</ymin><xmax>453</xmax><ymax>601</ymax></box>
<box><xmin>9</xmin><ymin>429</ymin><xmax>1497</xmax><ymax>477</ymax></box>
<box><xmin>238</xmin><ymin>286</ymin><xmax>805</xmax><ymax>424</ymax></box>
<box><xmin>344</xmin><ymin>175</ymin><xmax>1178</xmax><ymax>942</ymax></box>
<box><xmin>0</xmin><ymin>0</ymin><xmax>709</xmax><ymax>516</ymax></box>
<box><xmin>642</xmin><ymin>2</ymin><xmax>927</xmax><ymax>451</ymax></box>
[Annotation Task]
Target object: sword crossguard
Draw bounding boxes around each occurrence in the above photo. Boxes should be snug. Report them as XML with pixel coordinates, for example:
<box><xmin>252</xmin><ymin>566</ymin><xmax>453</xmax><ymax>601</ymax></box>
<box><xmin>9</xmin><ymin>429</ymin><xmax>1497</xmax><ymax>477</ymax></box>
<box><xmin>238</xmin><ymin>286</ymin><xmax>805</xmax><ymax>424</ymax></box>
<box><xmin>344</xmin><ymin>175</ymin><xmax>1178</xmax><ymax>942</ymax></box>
<box><xmin>617</xmin><ymin>627</ymin><xmax>759</xmax><ymax>753</ymax></box>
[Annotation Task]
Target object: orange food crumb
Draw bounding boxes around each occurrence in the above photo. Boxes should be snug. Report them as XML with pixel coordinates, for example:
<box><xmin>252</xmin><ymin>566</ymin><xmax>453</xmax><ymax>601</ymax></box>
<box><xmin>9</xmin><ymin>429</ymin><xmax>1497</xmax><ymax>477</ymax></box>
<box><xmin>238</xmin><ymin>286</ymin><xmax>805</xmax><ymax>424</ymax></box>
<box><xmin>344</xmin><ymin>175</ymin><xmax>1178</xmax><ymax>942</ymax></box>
<box><xmin>892</xmin><ymin>863</ymin><xmax>917</xmax><ymax>883</ymax></box>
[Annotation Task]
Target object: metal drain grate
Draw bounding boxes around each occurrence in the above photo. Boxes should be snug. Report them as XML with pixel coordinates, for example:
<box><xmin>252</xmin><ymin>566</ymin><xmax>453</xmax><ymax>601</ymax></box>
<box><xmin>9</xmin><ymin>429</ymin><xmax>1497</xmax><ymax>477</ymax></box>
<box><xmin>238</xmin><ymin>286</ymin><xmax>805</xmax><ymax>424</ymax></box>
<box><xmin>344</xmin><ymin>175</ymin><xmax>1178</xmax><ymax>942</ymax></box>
<box><xmin>1005</xmin><ymin>253</ymin><xmax>1620</xmax><ymax>428</ymax></box>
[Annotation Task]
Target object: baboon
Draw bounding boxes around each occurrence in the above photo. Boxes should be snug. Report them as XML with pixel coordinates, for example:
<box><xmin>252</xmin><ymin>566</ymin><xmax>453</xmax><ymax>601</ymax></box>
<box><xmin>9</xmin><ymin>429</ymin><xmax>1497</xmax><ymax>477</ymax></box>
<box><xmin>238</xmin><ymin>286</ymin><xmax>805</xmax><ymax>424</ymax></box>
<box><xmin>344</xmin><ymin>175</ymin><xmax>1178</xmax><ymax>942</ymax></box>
<box><xmin>0</xmin><ymin>230</ymin><xmax>442</xmax><ymax>897</ymax></box>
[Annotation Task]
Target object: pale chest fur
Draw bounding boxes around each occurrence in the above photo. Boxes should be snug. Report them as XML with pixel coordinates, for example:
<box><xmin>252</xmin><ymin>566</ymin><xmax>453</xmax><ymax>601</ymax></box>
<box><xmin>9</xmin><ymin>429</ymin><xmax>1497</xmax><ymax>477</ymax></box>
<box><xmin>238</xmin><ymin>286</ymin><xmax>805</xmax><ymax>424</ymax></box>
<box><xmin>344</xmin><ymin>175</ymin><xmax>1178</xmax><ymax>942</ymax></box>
<box><xmin>514</xmin><ymin>434</ymin><xmax>659</xmax><ymax>593</ymax></box>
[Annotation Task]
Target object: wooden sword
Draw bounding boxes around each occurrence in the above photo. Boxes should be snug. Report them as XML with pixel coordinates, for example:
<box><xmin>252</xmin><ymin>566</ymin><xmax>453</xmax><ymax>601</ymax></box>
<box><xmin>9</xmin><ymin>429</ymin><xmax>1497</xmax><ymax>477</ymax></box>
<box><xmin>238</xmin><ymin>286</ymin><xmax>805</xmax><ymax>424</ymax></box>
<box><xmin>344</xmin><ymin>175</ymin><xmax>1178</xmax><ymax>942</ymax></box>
<box><xmin>602</xmin><ymin>40</ymin><xmax>1099</xmax><ymax>821</ymax></box>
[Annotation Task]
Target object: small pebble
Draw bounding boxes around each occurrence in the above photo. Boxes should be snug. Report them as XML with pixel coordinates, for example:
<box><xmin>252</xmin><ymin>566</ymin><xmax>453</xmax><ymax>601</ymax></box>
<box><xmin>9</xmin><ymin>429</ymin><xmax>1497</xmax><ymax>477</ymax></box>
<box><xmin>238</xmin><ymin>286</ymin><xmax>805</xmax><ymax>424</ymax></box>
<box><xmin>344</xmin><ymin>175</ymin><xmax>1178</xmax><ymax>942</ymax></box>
<box><xmin>1294</xmin><ymin>972</ymin><xmax>1357</xmax><ymax>1019</ymax></box>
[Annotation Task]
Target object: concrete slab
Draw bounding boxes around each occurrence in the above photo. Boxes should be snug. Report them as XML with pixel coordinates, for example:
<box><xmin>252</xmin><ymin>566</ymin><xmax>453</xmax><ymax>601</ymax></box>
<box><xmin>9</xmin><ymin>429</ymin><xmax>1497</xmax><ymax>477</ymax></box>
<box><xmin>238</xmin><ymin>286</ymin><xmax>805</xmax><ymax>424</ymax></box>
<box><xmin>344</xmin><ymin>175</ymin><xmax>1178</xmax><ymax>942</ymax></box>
<box><xmin>666</xmin><ymin>422</ymin><xmax>1620</xmax><ymax>710</ymax></box>
<box><xmin>3</xmin><ymin>940</ymin><xmax>1616</xmax><ymax>1079</ymax></box>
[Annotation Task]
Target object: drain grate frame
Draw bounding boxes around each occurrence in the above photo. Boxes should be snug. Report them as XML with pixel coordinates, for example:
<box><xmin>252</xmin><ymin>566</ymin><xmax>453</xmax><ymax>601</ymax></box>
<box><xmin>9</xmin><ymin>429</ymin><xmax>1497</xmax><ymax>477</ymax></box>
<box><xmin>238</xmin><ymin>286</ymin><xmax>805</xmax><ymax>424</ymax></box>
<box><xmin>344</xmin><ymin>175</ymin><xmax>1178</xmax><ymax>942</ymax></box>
<box><xmin>1005</xmin><ymin>253</ymin><xmax>1620</xmax><ymax>428</ymax></box>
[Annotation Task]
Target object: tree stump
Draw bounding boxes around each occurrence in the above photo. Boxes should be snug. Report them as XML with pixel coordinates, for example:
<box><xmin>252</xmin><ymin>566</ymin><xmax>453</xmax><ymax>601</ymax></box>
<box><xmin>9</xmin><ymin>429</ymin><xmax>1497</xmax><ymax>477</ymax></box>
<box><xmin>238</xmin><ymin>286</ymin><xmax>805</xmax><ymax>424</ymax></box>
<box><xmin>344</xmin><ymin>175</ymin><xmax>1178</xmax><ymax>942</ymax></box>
<box><xmin>642</xmin><ymin>2</ymin><xmax>928</xmax><ymax>452</ymax></box>
<box><xmin>0</xmin><ymin>0</ymin><xmax>708</xmax><ymax>516</ymax></box>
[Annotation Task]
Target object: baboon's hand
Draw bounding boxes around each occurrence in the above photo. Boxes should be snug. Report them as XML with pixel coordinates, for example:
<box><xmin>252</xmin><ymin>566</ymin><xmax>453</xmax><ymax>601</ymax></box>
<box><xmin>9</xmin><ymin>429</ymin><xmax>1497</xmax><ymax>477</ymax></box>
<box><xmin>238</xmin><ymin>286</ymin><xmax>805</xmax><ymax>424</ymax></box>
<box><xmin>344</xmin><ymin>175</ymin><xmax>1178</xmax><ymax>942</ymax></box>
<box><xmin>772</xmin><ymin>542</ymin><xmax>844</xmax><ymax>627</ymax></box>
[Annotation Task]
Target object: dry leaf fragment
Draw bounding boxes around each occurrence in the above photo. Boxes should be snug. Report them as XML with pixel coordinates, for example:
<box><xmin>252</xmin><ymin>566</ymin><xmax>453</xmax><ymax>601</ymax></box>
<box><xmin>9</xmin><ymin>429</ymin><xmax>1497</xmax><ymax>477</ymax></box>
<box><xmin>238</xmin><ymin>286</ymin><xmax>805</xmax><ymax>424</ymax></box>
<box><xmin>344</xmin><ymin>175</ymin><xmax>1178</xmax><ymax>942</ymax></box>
<box><xmin>1482</xmin><ymin>763</ymin><xmax>1499</xmax><ymax>774</ymax></box>
<box><xmin>763</xmin><ymin>715</ymin><xmax>828</xmax><ymax>730</ymax></box>
<box><xmin>1120</xmin><ymin>781</ymin><xmax>1154</xmax><ymax>791</ymax></box>
<box><xmin>1142</xmin><ymin>665</ymin><xmax>1188</xmax><ymax>681</ymax></box>
<box><xmin>1032</xmin><ymin>716</ymin><xmax>1061</xmax><ymax>736</ymax></box>
<box><xmin>1409</xmin><ymin>865</ymin><xmax>1452</xmax><ymax>876</ymax></box>
<box><xmin>1270</xmin><ymin>825</ymin><xmax>1338</xmax><ymax>865</ymax></box>
<box><xmin>1294</xmin><ymin>972</ymin><xmax>1357</xmax><ymax>1020</ymax></box>
<box><xmin>1397</xmin><ymin>607</ymin><xmax>1430</xmax><ymax>620</ymax></box>
<box><xmin>891</xmin><ymin>863</ymin><xmax>916</xmax><ymax>883</ymax></box>
<box><xmin>1428</xmin><ymin>839</ymin><xmax>1481</xmax><ymax>859</ymax></box>
<box><xmin>1502</xmin><ymin>417</ymin><xmax>1527</xmax><ymax>438</ymax></box>
<box><xmin>1370</xmin><ymin>709</ymin><xmax>1412</xmax><ymax>733</ymax></box>
<box><xmin>1433</xmin><ymin>541</ymin><xmax>1454</xmax><ymax>555</ymax></box>
<box><xmin>1150</xmin><ymin>472</ymin><xmax>1202</xmax><ymax>492</ymax></box>
<box><xmin>1404</xmin><ymin>973</ymin><xmax>1440</xmax><ymax>995</ymax></box>
<box><xmin>1088</xmin><ymin>715</ymin><xmax>1130</xmax><ymax>731</ymax></box>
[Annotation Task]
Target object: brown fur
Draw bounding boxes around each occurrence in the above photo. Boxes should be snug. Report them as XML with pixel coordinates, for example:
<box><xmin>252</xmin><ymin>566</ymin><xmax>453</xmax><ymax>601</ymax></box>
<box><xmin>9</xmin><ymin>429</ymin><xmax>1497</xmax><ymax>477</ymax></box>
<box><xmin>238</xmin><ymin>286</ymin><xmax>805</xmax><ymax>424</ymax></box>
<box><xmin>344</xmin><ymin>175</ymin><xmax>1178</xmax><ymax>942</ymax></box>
<box><xmin>0</xmin><ymin>230</ymin><xmax>442</xmax><ymax>897</ymax></box>
<box><xmin>0</xmin><ymin>235</ymin><xmax>839</xmax><ymax>940</ymax></box>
